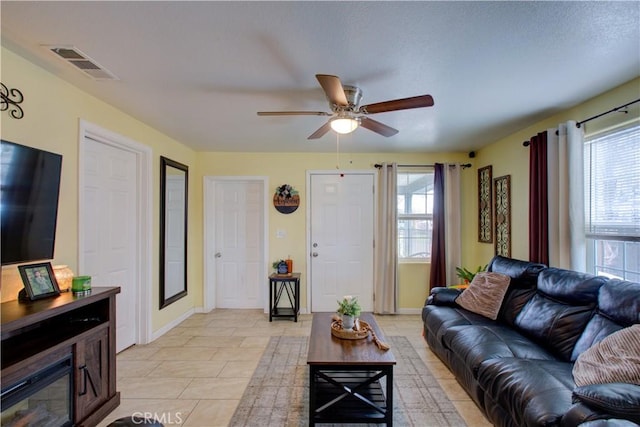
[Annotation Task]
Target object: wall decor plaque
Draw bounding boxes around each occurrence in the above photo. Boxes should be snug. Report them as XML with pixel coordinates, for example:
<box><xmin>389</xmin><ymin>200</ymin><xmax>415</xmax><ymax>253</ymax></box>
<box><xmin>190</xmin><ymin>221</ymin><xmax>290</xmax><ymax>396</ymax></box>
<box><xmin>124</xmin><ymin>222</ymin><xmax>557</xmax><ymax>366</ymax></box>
<box><xmin>273</xmin><ymin>184</ymin><xmax>300</xmax><ymax>214</ymax></box>
<box><xmin>494</xmin><ymin>175</ymin><xmax>511</xmax><ymax>257</ymax></box>
<box><xmin>478</xmin><ymin>165</ymin><xmax>493</xmax><ymax>243</ymax></box>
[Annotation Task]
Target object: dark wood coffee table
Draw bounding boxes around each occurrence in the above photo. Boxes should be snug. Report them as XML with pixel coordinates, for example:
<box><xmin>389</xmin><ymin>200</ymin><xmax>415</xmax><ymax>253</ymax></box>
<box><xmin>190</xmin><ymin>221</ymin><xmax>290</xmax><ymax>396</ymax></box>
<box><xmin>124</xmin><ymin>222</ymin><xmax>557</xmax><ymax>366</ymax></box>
<box><xmin>307</xmin><ymin>312</ymin><xmax>396</xmax><ymax>426</ymax></box>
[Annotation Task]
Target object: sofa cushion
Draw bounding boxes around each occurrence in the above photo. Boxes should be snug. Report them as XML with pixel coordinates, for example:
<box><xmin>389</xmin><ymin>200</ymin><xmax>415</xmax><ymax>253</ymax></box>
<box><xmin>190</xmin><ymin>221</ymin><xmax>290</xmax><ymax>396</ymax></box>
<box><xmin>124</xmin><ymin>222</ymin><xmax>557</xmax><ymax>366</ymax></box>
<box><xmin>573</xmin><ymin>383</ymin><xmax>640</xmax><ymax>424</ymax></box>
<box><xmin>572</xmin><ymin>280</ymin><xmax>640</xmax><ymax>359</ymax></box>
<box><xmin>488</xmin><ymin>255</ymin><xmax>546</xmax><ymax>327</ymax></box>
<box><xmin>477</xmin><ymin>358</ymin><xmax>575</xmax><ymax>427</ymax></box>
<box><xmin>455</xmin><ymin>272</ymin><xmax>511</xmax><ymax>320</ymax></box>
<box><xmin>537</xmin><ymin>268</ymin><xmax>606</xmax><ymax>304</ymax></box>
<box><xmin>498</xmin><ymin>287</ymin><xmax>538</xmax><ymax>327</ymax></box>
<box><xmin>444</xmin><ymin>325</ymin><xmax>556</xmax><ymax>376</ymax></box>
<box><xmin>422</xmin><ymin>304</ymin><xmax>495</xmax><ymax>345</ymax></box>
<box><xmin>514</xmin><ymin>268</ymin><xmax>604</xmax><ymax>361</ymax></box>
<box><xmin>515</xmin><ymin>294</ymin><xmax>594</xmax><ymax>361</ymax></box>
<box><xmin>487</xmin><ymin>255</ymin><xmax>546</xmax><ymax>284</ymax></box>
<box><xmin>572</xmin><ymin>314</ymin><xmax>626</xmax><ymax>362</ymax></box>
<box><xmin>573</xmin><ymin>325</ymin><xmax>640</xmax><ymax>387</ymax></box>
<box><xmin>597</xmin><ymin>280</ymin><xmax>640</xmax><ymax>325</ymax></box>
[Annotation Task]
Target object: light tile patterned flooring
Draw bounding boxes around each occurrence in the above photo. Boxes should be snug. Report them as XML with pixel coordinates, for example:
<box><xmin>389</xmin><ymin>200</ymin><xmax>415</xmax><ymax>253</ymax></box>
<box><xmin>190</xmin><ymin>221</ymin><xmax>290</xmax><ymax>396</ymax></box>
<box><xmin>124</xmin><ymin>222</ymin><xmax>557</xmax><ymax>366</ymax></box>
<box><xmin>98</xmin><ymin>310</ymin><xmax>492</xmax><ymax>427</ymax></box>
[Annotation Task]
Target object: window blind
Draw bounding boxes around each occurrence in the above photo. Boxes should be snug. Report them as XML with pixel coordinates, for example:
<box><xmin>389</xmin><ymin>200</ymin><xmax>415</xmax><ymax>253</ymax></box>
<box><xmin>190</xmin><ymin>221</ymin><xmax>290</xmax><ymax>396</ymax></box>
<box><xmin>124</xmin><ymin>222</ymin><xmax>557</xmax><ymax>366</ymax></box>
<box><xmin>584</xmin><ymin>123</ymin><xmax>640</xmax><ymax>240</ymax></box>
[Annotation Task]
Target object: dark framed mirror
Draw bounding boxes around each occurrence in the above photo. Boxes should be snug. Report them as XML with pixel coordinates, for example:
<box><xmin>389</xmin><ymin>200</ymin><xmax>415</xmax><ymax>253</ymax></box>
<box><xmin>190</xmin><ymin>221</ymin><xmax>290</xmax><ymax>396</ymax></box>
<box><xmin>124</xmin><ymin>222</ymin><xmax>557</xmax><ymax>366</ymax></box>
<box><xmin>160</xmin><ymin>156</ymin><xmax>188</xmax><ymax>309</ymax></box>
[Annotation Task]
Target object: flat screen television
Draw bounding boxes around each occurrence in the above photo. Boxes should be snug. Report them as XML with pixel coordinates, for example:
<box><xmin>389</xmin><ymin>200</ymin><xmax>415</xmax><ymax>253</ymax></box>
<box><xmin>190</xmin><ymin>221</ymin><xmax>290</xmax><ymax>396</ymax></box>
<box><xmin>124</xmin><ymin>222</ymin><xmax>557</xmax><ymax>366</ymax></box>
<box><xmin>1</xmin><ymin>140</ymin><xmax>63</xmax><ymax>265</ymax></box>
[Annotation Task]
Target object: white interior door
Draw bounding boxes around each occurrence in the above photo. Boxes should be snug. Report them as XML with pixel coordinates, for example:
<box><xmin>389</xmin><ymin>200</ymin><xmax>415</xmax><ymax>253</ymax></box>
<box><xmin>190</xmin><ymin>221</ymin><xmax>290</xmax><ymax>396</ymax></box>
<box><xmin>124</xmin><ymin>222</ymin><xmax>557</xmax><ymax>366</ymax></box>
<box><xmin>309</xmin><ymin>172</ymin><xmax>375</xmax><ymax>312</ymax></box>
<box><xmin>209</xmin><ymin>179</ymin><xmax>264</xmax><ymax>309</ymax></box>
<box><xmin>81</xmin><ymin>136</ymin><xmax>138</xmax><ymax>352</ymax></box>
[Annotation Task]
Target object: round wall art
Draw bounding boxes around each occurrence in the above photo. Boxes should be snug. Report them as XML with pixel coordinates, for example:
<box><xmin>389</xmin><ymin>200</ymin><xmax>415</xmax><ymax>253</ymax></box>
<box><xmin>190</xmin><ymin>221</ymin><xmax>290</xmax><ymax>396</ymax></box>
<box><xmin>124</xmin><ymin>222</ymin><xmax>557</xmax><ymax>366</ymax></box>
<box><xmin>273</xmin><ymin>184</ymin><xmax>300</xmax><ymax>214</ymax></box>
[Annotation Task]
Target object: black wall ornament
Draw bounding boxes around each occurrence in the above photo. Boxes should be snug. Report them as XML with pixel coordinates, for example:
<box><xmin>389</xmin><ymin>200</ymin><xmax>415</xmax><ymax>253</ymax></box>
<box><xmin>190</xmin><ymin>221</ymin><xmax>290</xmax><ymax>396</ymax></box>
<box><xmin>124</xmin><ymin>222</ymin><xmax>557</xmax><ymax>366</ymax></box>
<box><xmin>478</xmin><ymin>165</ymin><xmax>493</xmax><ymax>243</ymax></box>
<box><xmin>273</xmin><ymin>184</ymin><xmax>300</xmax><ymax>214</ymax></box>
<box><xmin>0</xmin><ymin>83</ymin><xmax>24</xmax><ymax>119</ymax></box>
<box><xmin>494</xmin><ymin>175</ymin><xmax>511</xmax><ymax>257</ymax></box>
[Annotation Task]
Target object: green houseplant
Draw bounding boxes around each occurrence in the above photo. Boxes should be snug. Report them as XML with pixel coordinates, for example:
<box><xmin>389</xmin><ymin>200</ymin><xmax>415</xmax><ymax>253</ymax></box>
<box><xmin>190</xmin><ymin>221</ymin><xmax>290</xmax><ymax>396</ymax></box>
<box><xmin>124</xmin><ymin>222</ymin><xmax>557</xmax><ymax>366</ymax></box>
<box><xmin>455</xmin><ymin>264</ymin><xmax>488</xmax><ymax>284</ymax></box>
<box><xmin>336</xmin><ymin>296</ymin><xmax>361</xmax><ymax>330</ymax></box>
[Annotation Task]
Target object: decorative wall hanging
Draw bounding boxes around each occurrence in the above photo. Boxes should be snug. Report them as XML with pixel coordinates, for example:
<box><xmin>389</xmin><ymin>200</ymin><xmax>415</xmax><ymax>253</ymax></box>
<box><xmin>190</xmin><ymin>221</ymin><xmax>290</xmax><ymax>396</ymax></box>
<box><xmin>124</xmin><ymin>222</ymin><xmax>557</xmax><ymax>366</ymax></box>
<box><xmin>0</xmin><ymin>83</ymin><xmax>24</xmax><ymax>119</ymax></box>
<box><xmin>273</xmin><ymin>184</ymin><xmax>300</xmax><ymax>214</ymax></box>
<box><xmin>478</xmin><ymin>165</ymin><xmax>493</xmax><ymax>243</ymax></box>
<box><xmin>494</xmin><ymin>175</ymin><xmax>511</xmax><ymax>257</ymax></box>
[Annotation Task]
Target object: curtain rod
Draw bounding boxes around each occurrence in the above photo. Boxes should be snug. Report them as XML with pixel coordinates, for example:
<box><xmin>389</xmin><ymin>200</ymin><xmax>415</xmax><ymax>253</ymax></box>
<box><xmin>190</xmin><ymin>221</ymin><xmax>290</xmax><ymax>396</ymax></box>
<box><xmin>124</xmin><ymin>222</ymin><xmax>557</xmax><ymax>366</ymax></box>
<box><xmin>523</xmin><ymin>98</ymin><xmax>640</xmax><ymax>146</ymax></box>
<box><xmin>577</xmin><ymin>98</ymin><xmax>640</xmax><ymax>128</ymax></box>
<box><xmin>374</xmin><ymin>163</ymin><xmax>472</xmax><ymax>169</ymax></box>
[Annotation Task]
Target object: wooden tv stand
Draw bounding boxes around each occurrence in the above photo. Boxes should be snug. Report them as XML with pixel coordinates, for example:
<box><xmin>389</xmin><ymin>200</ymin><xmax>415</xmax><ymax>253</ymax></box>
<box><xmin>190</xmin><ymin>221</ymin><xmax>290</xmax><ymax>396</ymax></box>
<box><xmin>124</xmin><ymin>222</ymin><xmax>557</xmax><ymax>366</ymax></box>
<box><xmin>1</xmin><ymin>287</ymin><xmax>121</xmax><ymax>427</ymax></box>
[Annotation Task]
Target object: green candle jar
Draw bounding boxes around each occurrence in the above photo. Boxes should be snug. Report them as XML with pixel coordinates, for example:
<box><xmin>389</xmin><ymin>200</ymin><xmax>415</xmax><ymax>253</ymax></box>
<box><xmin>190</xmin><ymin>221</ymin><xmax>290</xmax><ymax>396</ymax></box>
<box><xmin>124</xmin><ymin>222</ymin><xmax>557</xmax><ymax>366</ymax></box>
<box><xmin>71</xmin><ymin>276</ymin><xmax>92</xmax><ymax>295</ymax></box>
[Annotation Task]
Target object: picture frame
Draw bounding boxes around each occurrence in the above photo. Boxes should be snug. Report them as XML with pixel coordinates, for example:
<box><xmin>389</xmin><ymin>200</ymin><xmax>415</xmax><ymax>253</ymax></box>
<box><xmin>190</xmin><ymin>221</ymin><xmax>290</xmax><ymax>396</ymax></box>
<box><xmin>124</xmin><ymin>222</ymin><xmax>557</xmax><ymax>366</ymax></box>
<box><xmin>18</xmin><ymin>262</ymin><xmax>61</xmax><ymax>300</ymax></box>
<box><xmin>478</xmin><ymin>165</ymin><xmax>493</xmax><ymax>243</ymax></box>
<box><xmin>494</xmin><ymin>175</ymin><xmax>511</xmax><ymax>257</ymax></box>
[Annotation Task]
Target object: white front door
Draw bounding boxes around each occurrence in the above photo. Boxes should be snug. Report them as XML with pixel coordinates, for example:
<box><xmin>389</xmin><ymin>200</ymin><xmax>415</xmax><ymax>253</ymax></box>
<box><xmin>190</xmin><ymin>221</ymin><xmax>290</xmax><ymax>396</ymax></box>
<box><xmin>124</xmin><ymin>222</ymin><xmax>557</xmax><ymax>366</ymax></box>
<box><xmin>81</xmin><ymin>136</ymin><xmax>139</xmax><ymax>352</ymax></box>
<box><xmin>205</xmin><ymin>179</ymin><xmax>265</xmax><ymax>309</ymax></box>
<box><xmin>309</xmin><ymin>172</ymin><xmax>375</xmax><ymax>312</ymax></box>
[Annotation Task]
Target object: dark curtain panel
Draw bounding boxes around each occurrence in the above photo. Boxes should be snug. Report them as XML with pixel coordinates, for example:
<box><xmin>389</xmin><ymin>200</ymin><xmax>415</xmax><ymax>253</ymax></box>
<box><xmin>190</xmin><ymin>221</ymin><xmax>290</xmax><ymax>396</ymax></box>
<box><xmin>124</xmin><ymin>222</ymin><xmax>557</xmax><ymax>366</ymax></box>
<box><xmin>429</xmin><ymin>163</ymin><xmax>446</xmax><ymax>290</ymax></box>
<box><xmin>529</xmin><ymin>131</ymin><xmax>549</xmax><ymax>264</ymax></box>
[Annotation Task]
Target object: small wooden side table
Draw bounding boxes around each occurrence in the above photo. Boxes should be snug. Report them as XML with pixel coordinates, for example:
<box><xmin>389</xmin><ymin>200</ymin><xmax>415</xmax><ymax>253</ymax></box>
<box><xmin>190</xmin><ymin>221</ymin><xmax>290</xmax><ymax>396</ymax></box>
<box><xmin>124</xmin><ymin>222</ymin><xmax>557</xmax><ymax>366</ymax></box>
<box><xmin>269</xmin><ymin>273</ymin><xmax>300</xmax><ymax>322</ymax></box>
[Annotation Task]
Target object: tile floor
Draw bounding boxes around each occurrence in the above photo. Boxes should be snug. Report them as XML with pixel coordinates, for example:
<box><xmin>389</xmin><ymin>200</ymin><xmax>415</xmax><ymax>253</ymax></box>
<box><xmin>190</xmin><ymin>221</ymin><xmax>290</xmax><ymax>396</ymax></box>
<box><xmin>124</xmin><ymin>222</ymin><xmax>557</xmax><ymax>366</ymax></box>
<box><xmin>98</xmin><ymin>310</ymin><xmax>492</xmax><ymax>427</ymax></box>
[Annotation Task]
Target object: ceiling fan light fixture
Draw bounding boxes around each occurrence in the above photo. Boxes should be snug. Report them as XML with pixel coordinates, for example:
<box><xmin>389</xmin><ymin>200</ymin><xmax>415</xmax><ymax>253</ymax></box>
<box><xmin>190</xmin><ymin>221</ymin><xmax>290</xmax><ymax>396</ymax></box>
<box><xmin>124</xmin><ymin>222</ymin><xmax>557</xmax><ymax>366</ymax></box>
<box><xmin>330</xmin><ymin>117</ymin><xmax>359</xmax><ymax>134</ymax></box>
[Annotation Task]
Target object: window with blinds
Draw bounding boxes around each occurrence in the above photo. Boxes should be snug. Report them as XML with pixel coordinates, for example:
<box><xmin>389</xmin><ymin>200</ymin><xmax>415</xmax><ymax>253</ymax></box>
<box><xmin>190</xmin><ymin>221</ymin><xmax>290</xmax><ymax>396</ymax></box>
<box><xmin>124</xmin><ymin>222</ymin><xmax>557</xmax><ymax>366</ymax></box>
<box><xmin>397</xmin><ymin>171</ymin><xmax>433</xmax><ymax>261</ymax></box>
<box><xmin>584</xmin><ymin>123</ymin><xmax>640</xmax><ymax>281</ymax></box>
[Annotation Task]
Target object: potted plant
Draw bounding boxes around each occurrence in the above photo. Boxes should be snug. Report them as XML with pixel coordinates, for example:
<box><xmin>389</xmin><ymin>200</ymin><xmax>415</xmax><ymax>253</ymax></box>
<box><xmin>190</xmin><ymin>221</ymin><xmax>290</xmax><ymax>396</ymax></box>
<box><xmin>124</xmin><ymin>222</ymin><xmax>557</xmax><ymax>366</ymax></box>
<box><xmin>272</xmin><ymin>259</ymin><xmax>287</xmax><ymax>274</ymax></box>
<box><xmin>455</xmin><ymin>264</ymin><xmax>487</xmax><ymax>284</ymax></box>
<box><xmin>336</xmin><ymin>295</ymin><xmax>362</xmax><ymax>330</ymax></box>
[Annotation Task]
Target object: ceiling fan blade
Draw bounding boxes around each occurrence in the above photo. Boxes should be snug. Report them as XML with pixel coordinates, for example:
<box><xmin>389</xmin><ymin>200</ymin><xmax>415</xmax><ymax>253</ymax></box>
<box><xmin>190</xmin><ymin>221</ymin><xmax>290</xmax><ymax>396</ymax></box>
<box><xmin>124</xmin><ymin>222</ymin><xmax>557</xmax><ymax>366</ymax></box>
<box><xmin>360</xmin><ymin>117</ymin><xmax>399</xmax><ymax>137</ymax></box>
<box><xmin>307</xmin><ymin>121</ymin><xmax>332</xmax><ymax>140</ymax></box>
<box><xmin>316</xmin><ymin>74</ymin><xmax>348</xmax><ymax>107</ymax></box>
<box><xmin>360</xmin><ymin>94</ymin><xmax>434</xmax><ymax>114</ymax></box>
<box><xmin>257</xmin><ymin>111</ymin><xmax>331</xmax><ymax>116</ymax></box>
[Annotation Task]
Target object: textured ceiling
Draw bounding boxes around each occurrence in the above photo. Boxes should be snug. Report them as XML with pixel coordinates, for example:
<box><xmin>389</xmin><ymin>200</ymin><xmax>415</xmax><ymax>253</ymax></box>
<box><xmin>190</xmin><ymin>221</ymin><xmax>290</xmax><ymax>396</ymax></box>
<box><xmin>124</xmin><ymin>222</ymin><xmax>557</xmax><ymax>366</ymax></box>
<box><xmin>1</xmin><ymin>1</ymin><xmax>639</xmax><ymax>153</ymax></box>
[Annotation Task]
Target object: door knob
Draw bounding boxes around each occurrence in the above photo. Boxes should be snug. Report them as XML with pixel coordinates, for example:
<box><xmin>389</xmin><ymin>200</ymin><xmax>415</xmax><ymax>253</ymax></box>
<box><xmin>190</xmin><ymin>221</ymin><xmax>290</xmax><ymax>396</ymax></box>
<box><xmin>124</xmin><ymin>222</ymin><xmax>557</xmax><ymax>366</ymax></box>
<box><xmin>312</xmin><ymin>252</ymin><xmax>319</xmax><ymax>257</ymax></box>
<box><xmin>215</xmin><ymin>252</ymin><xmax>222</xmax><ymax>258</ymax></box>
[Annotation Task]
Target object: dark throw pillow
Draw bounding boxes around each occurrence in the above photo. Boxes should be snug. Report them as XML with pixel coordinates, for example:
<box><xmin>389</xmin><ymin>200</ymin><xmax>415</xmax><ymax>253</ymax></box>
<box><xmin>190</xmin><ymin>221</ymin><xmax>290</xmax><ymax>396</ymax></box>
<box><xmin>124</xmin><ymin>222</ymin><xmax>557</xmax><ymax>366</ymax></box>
<box><xmin>573</xmin><ymin>383</ymin><xmax>640</xmax><ymax>424</ymax></box>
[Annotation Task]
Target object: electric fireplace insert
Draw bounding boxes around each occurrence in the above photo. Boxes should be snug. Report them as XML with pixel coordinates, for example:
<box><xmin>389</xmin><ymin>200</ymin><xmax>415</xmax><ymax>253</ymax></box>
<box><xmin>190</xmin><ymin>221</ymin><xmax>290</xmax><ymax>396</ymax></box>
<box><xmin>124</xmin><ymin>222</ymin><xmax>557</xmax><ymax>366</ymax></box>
<box><xmin>1</xmin><ymin>355</ymin><xmax>73</xmax><ymax>426</ymax></box>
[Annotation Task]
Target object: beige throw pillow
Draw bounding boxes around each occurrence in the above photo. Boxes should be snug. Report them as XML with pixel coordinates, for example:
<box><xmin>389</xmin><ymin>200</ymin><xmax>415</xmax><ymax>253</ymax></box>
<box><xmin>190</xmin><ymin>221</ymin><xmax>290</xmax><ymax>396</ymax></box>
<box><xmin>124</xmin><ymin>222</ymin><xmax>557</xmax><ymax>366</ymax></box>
<box><xmin>455</xmin><ymin>272</ymin><xmax>511</xmax><ymax>320</ymax></box>
<box><xmin>573</xmin><ymin>324</ymin><xmax>640</xmax><ymax>387</ymax></box>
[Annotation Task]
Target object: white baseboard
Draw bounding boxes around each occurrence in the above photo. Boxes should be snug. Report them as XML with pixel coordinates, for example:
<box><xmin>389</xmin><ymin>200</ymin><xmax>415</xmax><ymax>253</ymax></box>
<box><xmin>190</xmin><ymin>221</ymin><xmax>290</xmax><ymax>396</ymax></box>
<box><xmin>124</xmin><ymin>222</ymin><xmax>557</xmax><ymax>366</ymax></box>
<box><xmin>397</xmin><ymin>308</ymin><xmax>422</xmax><ymax>315</ymax></box>
<box><xmin>150</xmin><ymin>308</ymin><xmax>195</xmax><ymax>342</ymax></box>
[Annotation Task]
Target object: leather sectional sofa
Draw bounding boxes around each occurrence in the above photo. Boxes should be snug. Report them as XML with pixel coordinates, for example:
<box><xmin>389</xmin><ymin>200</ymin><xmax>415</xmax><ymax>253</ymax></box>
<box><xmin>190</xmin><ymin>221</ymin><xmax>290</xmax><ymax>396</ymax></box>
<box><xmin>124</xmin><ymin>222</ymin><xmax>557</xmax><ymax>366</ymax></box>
<box><xmin>422</xmin><ymin>255</ymin><xmax>640</xmax><ymax>427</ymax></box>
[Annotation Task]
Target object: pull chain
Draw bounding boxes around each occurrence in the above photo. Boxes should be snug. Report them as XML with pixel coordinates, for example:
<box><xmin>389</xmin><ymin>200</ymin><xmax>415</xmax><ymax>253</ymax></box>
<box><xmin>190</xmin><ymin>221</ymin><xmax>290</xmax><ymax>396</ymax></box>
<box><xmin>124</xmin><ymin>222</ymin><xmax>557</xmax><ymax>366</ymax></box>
<box><xmin>336</xmin><ymin>133</ymin><xmax>340</xmax><ymax>169</ymax></box>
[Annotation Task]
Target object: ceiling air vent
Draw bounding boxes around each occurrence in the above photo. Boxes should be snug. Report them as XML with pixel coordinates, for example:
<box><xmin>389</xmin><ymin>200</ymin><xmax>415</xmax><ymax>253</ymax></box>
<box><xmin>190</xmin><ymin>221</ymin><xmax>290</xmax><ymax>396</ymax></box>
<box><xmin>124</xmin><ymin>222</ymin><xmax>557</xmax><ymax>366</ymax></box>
<box><xmin>45</xmin><ymin>45</ymin><xmax>118</xmax><ymax>81</ymax></box>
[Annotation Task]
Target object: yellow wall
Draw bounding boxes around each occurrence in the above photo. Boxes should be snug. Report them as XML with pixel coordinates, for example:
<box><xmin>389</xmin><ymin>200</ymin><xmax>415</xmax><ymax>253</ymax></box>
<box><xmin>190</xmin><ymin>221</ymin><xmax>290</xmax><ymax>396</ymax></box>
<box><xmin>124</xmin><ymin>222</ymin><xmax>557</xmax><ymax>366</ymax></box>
<box><xmin>0</xmin><ymin>45</ymin><xmax>470</xmax><ymax>324</ymax></box>
<box><xmin>463</xmin><ymin>77</ymin><xmax>640</xmax><ymax>268</ymax></box>
<box><xmin>0</xmin><ymin>47</ymin><xmax>201</xmax><ymax>332</ymax></box>
<box><xmin>197</xmin><ymin>152</ymin><xmax>472</xmax><ymax>312</ymax></box>
<box><xmin>2</xmin><ymin>44</ymin><xmax>638</xmax><ymax>330</ymax></box>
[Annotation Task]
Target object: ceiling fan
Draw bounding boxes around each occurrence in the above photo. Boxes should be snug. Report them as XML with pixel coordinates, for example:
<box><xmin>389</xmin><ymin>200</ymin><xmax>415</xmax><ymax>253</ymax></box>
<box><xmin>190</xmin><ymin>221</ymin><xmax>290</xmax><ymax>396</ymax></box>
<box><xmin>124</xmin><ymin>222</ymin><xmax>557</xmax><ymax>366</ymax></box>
<box><xmin>257</xmin><ymin>74</ymin><xmax>434</xmax><ymax>139</ymax></box>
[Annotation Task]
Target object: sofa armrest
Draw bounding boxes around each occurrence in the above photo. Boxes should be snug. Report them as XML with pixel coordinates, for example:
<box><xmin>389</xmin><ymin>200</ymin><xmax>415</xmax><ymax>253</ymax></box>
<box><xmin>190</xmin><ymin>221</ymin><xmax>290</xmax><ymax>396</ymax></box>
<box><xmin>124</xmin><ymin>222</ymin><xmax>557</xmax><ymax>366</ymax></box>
<box><xmin>564</xmin><ymin>383</ymin><xmax>640</xmax><ymax>426</ymax></box>
<box><xmin>427</xmin><ymin>287</ymin><xmax>463</xmax><ymax>306</ymax></box>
